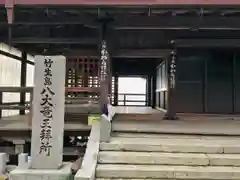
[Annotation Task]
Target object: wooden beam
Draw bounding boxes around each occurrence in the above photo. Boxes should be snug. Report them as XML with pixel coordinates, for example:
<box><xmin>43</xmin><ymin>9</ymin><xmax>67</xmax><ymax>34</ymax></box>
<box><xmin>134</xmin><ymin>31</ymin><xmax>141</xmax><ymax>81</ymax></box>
<box><xmin>175</xmin><ymin>38</ymin><xmax>240</xmax><ymax>47</ymax></box>
<box><xmin>15</xmin><ymin>47</ymin><xmax>99</xmax><ymax>57</ymax></box>
<box><xmin>0</xmin><ymin>49</ymin><xmax>34</xmax><ymax>65</ymax></box>
<box><xmin>0</xmin><ymin>87</ymin><xmax>33</xmax><ymax>92</ymax></box>
<box><xmin>10</xmin><ymin>37</ymin><xmax>98</xmax><ymax>44</ymax></box>
<box><xmin>0</xmin><ymin>0</ymin><xmax>239</xmax><ymax>6</ymax></box>
<box><xmin>0</xmin><ymin>87</ymin><xmax>100</xmax><ymax>93</ymax></box>
<box><xmin>2</xmin><ymin>15</ymin><xmax>240</xmax><ymax>29</ymax></box>
<box><xmin>11</xmin><ymin>15</ymin><xmax>100</xmax><ymax>27</ymax></box>
<box><xmin>14</xmin><ymin>47</ymin><xmax>170</xmax><ymax>59</ymax></box>
<box><xmin>111</xmin><ymin>16</ymin><xmax>240</xmax><ymax>30</ymax></box>
<box><xmin>112</xmin><ymin>49</ymin><xmax>170</xmax><ymax>58</ymax></box>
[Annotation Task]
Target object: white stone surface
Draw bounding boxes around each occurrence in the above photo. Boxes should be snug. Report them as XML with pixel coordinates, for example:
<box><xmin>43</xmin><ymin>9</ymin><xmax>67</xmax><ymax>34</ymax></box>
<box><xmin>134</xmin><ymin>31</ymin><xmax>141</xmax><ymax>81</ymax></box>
<box><xmin>9</xmin><ymin>162</ymin><xmax>72</xmax><ymax>180</ymax></box>
<box><xmin>100</xmin><ymin>137</ymin><xmax>226</xmax><ymax>153</ymax></box>
<box><xmin>75</xmin><ymin>123</ymin><xmax>100</xmax><ymax>180</ymax></box>
<box><xmin>31</xmin><ymin>55</ymin><xmax>66</xmax><ymax>169</ymax></box>
<box><xmin>112</xmin><ymin>132</ymin><xmax>240</xmax><ymax>140</ymax></box>
<box><xmin>96</xmin><ymin>179</ymin><xmax>156</xmax><ymax>180</ymax></box>
<box><xmin>0</xmin><ymin>153</ymin><xmax>8</xmax><ymax>174</ymax></box>
<box><xmin>96</xmin><ymin>164</ymin><xmax>240</xmax><ymax>179</ymax></box>
<box><xmin>208</xmin><ymin>154</ymin><xmax>240</xmax><ymax>166</ymax></box>
<box><xmin>98</xmin><ymin>151</ymin><xmax>209</xmax><ymax>166</ymax></box>
<box><xmin>100</xmin><ymin>114</ymin><xmax>111</xmax><ymax>142</ymax></box>
<box><xmin>112</xmin><ymin>118</ymin><xmax>240</xmax><ymax>135</ymax></box>
<box><xmin>18</xmin><ymin>153</ymin><xmax>30</xmax><ymax>169</ymax></box>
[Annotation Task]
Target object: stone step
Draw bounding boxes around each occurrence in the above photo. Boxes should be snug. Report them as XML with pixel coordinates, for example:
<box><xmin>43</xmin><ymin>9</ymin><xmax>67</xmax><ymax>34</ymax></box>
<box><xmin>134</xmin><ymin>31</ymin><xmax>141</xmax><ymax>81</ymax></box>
<box><xmin>112</xmin><ymin>132</ymin><xmax>240</xmax><ymax>140</ymax></box>
<box><xmin>98</xmin><ymin>151</ymin><xmax>240</xmax><ymax>166</ymax></box>
<box><xmin>96</xmin><ymin>164</ymin><xmax>240</xmax><ymax>179</ymax></box>
<box><xmin>96</xmin><ymin>179</ymin><xmax>165</xmax><ymax>180</ymax></box>
<box><xmin>100</xmin><ymin>137</ymin><xmax>240</xmax><ymax>153</ymax></box>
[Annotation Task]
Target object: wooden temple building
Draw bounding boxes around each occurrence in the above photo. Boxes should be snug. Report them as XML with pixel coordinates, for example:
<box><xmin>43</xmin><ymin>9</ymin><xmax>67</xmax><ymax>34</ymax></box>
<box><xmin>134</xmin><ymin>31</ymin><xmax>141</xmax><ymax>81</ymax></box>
<box><xmin>0</xmin><ymin>0</ymin><xmax>240</xmax><ymax>176</ymax></box>
<box><xmin>1</xmin><ymin>1</ymin><xmax>240</xmax><ymax>178</ymax></box>
<box><xmin>1</xmin><ymin>0</ymin><xmax>240</xmax><ymax>118</ymax></box>
<box><xmin>0</xmin><ymin>0</ymin><xmax>240</xmax><ymax>147</ymax></box>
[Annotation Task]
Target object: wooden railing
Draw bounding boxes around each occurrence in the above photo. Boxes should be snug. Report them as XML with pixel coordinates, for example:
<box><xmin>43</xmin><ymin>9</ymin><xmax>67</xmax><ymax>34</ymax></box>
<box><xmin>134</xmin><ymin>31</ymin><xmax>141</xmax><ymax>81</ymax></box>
<box><xmin>155</xmin><ymin>88</ymin><xmax>168</xmax><ymax>110</ymax></box>
<box><xmin>0</xmin><ymin>87</ymin><xmax>33</xmax><ymax>118</ymax></box>
<box><xmin>118</xmin><ymin>93</ymin><xmax>147</xmax><ymax>106</ymax></box>
<box><xmin>0</xmin><ymin>86</ymin><xmax>102</xmax><ymax>119</ymax></box>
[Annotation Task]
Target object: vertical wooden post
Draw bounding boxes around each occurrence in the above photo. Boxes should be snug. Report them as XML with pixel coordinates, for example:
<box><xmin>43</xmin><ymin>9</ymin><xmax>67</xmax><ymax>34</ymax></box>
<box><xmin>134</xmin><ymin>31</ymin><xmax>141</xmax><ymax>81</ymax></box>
<box><xmin>151</xmin><ymin>70</ymin><xmax>157</xmax><ymax>108</ymax></box>
<box><xmin>0</xmin><ymin>92</ymin><xmax>2</xmax><ymax>119</ymax></box>
<box><xmin>75</xmin><ymin>58</ymin><xmax>80</xmax><ymax>88</ymax></box>
<box><xmin>147</xmin><ymin>76</ymin><xmax>151</xmax><ymax>106</ymax></box>
<box><xmin>99</xmin><ymin>38</ymin><xmax>109</xmax><ymax>114</ymax></box>
<box><xmin>28</xmin><ymin>89</ymin><xmax>33</xmax><ymax>126</ymax></box>
<box><xmin>123</xmin><ymin>94</ymin><xmax>126</xmax><ymax>106</ymax></box>
<box><xmin>20</xmin><ymin>51</ymin><xmax>27</xmax><ymax>115</ymax></box>
<box><xmin>233</xmin><ymin>51</ymin><xmax>236</xmax><ymax>113</ymax></box>
<box><xmin>164</xmin><ymin>40</ymin><xmax>178</xmax><ymax>120</ymax></box>
<box><xmin>203</xmin><ymin>54</ymin><xmax>208</xmax><ymax>113</ymax></box>
<box><xmin>113</xmin><ymin>73</ymin><xmax>118</xmax><ymax>106</ymax></box>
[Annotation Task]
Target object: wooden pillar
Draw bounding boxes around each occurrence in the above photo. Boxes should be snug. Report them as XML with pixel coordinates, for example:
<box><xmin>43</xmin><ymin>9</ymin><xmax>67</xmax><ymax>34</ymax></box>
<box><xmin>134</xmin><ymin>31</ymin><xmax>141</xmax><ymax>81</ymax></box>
<box><xmin>151</xmin><ymin>70</ymin><xmax>157</xmax><ymax>108</ymax></box>
<box><xmin>107</xmin><ymin>45</ymin><xmax>112</xmax><ymax>104</ymax></box>
<box><xmin>113</xmin><ymin>73</ymin><xmax>118</xmax><ymax>106</ymax></box>
<box><xmin>0</xmin><ymin>92</ymin><xmax>2</xmax><ymax>119</ymax></box>
<box><xmin>164</xmin><ymin>40</ymin><xmax>178</xmax><ymax>120</ymax></box>
<box><xmin>147</xmin><ymin>76</ymin><xmax>151</xmax><ymax>106</ymax></box>
<box><xmin>99</xmin><ymin>21</ymin><xmax>109</xmax><ymax>114</ymax></box>
<box><xmin>233</xmin><ymin>51</ymin><xmax>237</xmax><ymax>113</ymax></box>
<box><xmin>203</xmin><ymin>54</ymin><xmax>208</xmax><ymax>113</ymax></box>
<box><xmin>20</xmin><ymin>51</ymin><xmax>27</xmax><ymax>115</ymax></box>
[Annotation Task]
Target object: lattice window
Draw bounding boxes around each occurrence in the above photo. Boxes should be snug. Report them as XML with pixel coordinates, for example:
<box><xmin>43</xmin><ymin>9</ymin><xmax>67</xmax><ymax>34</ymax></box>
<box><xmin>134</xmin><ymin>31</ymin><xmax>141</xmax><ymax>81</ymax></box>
<box><xmin>65</xmin><ymin>56</ymin><xmax>100</xmax><ymax>97</ymax></box>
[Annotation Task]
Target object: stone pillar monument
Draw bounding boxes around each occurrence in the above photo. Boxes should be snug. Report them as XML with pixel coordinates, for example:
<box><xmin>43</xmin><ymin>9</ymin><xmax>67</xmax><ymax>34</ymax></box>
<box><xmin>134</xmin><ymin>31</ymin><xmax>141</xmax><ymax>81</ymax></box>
<box><xmin>10</xmin><ymin>56</ymin><xmax>72</xmax><ymax>180</ymax></box>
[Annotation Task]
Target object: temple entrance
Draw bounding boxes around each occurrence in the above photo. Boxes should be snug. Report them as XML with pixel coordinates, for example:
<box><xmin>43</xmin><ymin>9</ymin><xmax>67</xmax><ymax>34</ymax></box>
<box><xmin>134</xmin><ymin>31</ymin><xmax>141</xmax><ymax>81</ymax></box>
<box><xmin>118</xmin><ymin>76</ymin><xmax>147</xmax><ymax>106</ymax></box>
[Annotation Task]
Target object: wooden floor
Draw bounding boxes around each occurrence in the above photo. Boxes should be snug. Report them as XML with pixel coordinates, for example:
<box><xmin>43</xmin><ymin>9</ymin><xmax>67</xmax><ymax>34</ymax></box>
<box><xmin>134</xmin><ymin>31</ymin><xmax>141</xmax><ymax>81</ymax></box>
<box><xmin>2</xmin><ymin>106</ymin><xmax>240</xmax><ymax>136</ymax></box>
<box><xmin>0</xmin><ymin>114</ymin><xmax>90</xmax><ymax>137</ymax></box>
<box><xmin>115</xmin><ymin>106</ymin><xmax>161</xmax><ymax>114</ymax></box>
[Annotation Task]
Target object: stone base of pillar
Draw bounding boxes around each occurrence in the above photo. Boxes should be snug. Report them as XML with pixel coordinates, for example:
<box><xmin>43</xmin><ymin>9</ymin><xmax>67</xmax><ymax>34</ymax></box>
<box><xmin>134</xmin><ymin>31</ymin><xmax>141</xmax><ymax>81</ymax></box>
<box><xmin>163</xmin><ymin>114</ymin><xmax>179</xmax><ymax>120</ymax></box>
<box><xmin>9</xmin><ymin>162</ymin><xmax>73</xmax><ymax>180</ymax></box>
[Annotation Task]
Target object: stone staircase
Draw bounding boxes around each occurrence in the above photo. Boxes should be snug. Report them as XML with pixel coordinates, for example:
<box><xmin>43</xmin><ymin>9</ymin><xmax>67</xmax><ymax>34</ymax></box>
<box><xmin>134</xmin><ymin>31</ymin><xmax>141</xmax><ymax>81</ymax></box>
<box><xmin>95</xmin><ymin>132</ymin><xmax>240</xmax><ymax>180</ymax></box>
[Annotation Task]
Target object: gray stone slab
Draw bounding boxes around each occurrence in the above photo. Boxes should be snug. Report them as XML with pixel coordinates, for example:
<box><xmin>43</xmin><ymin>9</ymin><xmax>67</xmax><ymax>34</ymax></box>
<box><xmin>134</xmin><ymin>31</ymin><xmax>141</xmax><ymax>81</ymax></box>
<box><xmin>31</xmin><ymin>55</ymin><xmax>66</xmax><ymax>169</ymax></box>
<box><xmin>96</xmin><ymin>164</ymin><xmax>240</xmax><ymax>179</ymax></box>
<box><xmin>100</xmin><ymin>137</ymin><xmax>225</xmax><ymax>153</ymax></box>
<box><xmin>100</xmin><ymin>115</ymin><xmax>111</xmax><ymax>142</ymax></box>
<box><xmin>112</xmin><ymin>132</ymin><xmax>240</xmax><ymax>140</ymax></box>
<box><xmin>112</xmin><ymin>118</ymin><xmax>240</xmax><ymax>135</ymax></box>
<box><xmin>98</xmin><ymin>151</ymin><xmax>209</xmax><ymax>166</ymax></box>
<box><xmin>208</xmin><ymin>154</ymin><xmax>240</xmax><ymax>166</ymax></box>
<box><xmin>0</xmin><ymin>153</ymin><xmax>8</xmax><ymax>174</ymax></box>
<box><xmin>9</xmin><ymin>162</ymin><xmax>72</xmax><ymax>180</ymax></box>
<box><xmin>96</xmin><ymin>164</ymin><xmax>175</xmax><ymax>179</ymax></box>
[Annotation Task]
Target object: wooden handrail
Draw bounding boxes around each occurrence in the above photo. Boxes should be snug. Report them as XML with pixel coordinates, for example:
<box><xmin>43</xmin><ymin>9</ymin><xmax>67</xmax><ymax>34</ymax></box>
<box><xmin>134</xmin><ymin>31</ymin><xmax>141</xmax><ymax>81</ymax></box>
<box><xmin>0</xmin><ymin>87</ymin><xmax>100</xmax><ymax>93</ymax></box>
<box><xmin>0</xmin><ymin>86</ymin><xmax>104</xmax><ymax>118</ymax></box>
<box><xmin>118</xmin><ymin>93</ymin><xmax>146</xmax><ymax>96</ymax></box>
<box><xmin>0</xmin><ymin>104</ymin><xmax>30</xmax><ymax>110</ymax></box>
<box><xmin>66</xmin><ymin>87</ymin><xmax>100</xmax><ymax>93</ymax></box>
<box><xmin>118</xmin><ymin>93</ymin><xmax>147</xmax><ymax>106</ymax></box>
<box><xmin>0</xmin><ymin>87</ymin><xmax>33</xmax><ymax>92</ymax></box>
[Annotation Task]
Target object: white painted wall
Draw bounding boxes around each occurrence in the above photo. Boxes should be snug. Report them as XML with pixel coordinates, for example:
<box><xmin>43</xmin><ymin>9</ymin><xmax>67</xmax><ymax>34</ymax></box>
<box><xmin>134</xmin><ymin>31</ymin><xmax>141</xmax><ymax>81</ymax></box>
<box><xmin>0</xmin><ymin>43</ymin><xmax>34</xmax><ymax>117</ymax></box>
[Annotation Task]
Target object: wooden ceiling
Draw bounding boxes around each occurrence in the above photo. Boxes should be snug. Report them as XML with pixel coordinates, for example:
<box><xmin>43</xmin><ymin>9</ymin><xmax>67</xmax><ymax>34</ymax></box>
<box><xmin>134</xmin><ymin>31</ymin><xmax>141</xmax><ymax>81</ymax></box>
<box><xmin>1</xmin><ymin>6</ymin><xmax>240</xmax><ymax>55</ymax></box>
